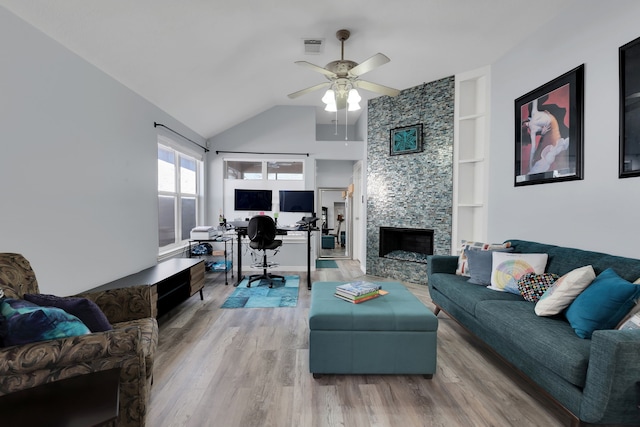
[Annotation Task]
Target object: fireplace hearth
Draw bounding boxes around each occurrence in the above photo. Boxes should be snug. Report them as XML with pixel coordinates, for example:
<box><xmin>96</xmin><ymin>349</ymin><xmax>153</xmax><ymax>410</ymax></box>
<box><xmin>379</xmin><ymin>227</ymin><xmax>434</xmax><ymax>264</ymax></box>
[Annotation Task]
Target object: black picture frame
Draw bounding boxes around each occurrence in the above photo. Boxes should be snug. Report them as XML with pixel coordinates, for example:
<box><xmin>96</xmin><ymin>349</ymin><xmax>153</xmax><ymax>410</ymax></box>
<box><xmin>390</xmin><ymin>124</ymin><xmax>423</xmax><ymax>156</ymax></box>
<box><xmin>619</xmin><ymin>37</ymin><xmax>640</xmax><ymax>178</ymax></box>
<box><xmin>514</xmin><ymin>65</ymin><xmax>584</xmax><ymax>186</ymax></box>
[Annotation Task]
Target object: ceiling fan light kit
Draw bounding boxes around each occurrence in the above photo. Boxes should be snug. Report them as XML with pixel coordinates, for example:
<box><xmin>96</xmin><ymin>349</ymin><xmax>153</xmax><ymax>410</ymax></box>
<box><xmin>288</xmin><ymin>28</ymin><xmax>400</xmax><ymax>113</ymax></box>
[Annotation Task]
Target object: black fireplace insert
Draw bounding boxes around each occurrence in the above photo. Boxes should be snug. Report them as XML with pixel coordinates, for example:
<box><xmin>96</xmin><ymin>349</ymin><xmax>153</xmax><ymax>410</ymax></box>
<box><xmin>379</xmin><ymin>227</ymin><xmax>434</xmax><ymax>263</ymax></box>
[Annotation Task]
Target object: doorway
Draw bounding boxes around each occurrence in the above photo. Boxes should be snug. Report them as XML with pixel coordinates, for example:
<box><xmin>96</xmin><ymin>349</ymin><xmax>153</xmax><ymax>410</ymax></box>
<box><xmin>318</xmin><ymin>188</ymin><xmax>350</xmax><ymax>259</ymax></box>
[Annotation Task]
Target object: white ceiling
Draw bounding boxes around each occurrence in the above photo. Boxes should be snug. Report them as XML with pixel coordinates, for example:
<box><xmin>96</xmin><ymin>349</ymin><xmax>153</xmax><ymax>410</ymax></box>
<box><xmin>1</xmin><ymin>0</ymin><xmax>576</xmax><ymax>139</ymax></box>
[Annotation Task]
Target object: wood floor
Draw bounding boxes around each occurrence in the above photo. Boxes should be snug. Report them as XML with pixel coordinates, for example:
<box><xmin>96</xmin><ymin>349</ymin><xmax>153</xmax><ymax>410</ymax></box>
<box><xmin>147</xmin><ymin>261</ymin><xmax>571</xmax><ymax>427</ymax></box>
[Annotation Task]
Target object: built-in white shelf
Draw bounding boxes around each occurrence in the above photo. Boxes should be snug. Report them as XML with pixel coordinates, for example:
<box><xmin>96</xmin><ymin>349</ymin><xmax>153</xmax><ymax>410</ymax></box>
<box><xmin>452</xmin><ymin>66</ymin><xmax>491</xmax><ymax>253</ymax></box>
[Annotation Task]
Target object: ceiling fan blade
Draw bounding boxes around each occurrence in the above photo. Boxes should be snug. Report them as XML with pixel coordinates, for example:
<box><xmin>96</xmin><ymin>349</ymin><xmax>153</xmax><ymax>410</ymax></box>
<box><xmin>348</xmin><ymin>53</ymin><xmax>390</xmax><ymax>77</ymax></box>
<box><xmin>355</xmin><ymin>80</ymin><xmax>400</xmax><ymax>97</ymax></box>
<box><xmin>287</xmin><ymin>82</ymin><xmax>330</xmax><ymax>99</ymax></box>
<box><xmin>295</xmin><ymin>61</ymin><xmax>337</xmax><ymax>79</ymax></box>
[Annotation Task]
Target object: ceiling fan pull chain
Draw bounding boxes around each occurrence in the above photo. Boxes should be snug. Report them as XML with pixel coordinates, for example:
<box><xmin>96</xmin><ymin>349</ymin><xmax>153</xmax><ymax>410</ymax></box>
<box><xmin>345</xmin><ymin>105</ymin><xmax>348</xmax><ymax>141</ymax></box>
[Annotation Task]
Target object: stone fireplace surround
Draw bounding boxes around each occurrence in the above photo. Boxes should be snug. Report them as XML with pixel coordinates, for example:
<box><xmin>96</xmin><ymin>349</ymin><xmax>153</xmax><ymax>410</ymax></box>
<box><xmin>366</xmin><ymin>77</ymin><xmax>454</xmax><ymax>284</ymax></box>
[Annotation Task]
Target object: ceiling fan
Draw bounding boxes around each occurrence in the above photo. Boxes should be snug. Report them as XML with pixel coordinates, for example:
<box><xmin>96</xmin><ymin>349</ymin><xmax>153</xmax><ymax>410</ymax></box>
<box><xmin>288</xmin><ymin>29</ymin><xmax>400</xmax><ymax>111</ymax></box>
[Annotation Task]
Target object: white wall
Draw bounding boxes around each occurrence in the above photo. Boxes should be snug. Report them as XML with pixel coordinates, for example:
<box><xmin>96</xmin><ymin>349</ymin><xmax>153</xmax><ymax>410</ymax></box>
<box><xmin>0</xmin><ymin>7</ymin><xmax>206</xmax><ymax>295</ymax></box>
<box><xmin>488</xmin><ymin>0</ymin><xmax>640</xmax><ymax>258</ymax></box>
<box><xmin>206</xmin><ymin>106</ymin><xmax>365</xmax><ymax>226</ymax></box>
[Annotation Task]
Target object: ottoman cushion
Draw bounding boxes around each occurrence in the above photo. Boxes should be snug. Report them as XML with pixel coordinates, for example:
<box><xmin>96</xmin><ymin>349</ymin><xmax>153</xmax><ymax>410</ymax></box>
<box><xmin>310</xmin><ymin>282</ymin><xmax>437</xmax><ymax>331</ymax></box>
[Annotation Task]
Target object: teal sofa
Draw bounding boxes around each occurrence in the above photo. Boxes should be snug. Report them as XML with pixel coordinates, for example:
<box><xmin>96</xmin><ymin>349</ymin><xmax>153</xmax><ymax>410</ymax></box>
<box><xmin>427</xmin><ymin>240</ymin><xmax>640</xmax><ymax>426</ymax></box>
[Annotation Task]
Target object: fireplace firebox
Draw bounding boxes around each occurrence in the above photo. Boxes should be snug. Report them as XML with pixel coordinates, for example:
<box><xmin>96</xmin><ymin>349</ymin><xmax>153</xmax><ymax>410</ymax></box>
<box><xmin>379</xmin><ymin>227</ymin><xmax>434</xmax><ymax>264</ymax></box>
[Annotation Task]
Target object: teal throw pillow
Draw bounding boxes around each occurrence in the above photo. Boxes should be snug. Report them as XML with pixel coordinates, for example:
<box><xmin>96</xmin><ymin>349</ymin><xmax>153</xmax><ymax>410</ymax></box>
<box><xmin>565</xmin><ymin>268</ymin><xmax>640</xmax><ymax>339</ymax></box>
<box><xmin>0</xmin><ymin>298</ymin><xmax>90</xmax><ymax>347</ymax></box>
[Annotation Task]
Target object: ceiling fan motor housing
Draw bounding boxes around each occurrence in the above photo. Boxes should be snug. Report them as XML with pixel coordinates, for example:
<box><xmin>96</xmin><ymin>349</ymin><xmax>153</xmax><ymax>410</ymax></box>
<box><xmin>325</xmin><ymin>60</ymin><xmax>358</xmax><ymax>78</ymax></box>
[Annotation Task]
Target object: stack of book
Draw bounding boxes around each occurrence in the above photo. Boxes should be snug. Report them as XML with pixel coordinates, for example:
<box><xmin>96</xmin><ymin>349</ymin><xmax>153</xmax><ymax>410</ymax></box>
<box><xmin>334</xmin><ymin>281</ymin><xmax>382</xmax><ymax>303</ymax></box>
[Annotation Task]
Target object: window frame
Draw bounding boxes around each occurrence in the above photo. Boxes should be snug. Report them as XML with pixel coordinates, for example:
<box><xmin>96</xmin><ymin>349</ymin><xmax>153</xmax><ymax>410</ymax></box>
<box><xmin>158</xmin><ymin>140</ymin><xmax>204</xmax><ymax>255</ymax></box>
<box><xmin>224</xmin><ymin>159</ymin><xmax>304</xmax><ymax>181</ymax></box>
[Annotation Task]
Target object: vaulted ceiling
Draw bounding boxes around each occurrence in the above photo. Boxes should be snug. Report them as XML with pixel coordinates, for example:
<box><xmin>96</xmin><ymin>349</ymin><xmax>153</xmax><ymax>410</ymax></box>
<box><xmin>0</xmin><ymin>0</ymin><xmax>576</xmax><ymax>139</ymax></box>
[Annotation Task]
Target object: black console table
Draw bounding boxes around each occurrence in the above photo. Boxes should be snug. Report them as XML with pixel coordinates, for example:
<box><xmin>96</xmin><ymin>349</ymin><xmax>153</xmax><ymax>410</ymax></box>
<box><xmin>88</xmin><ymin>258</ymin><xmax>205</xmax><ymax>318</ymax></box>
<box><xmin>0</xmin><ymin>368</ymin><xmax>121</xmax><ymax>426</ymax></box>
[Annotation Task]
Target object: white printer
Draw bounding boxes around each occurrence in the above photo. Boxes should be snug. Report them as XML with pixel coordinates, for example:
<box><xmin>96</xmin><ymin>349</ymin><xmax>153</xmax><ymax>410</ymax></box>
<box><xmin>190</xmin><ymin>226</ymin><xmax>218</xmax><ymax>240</ymax></box>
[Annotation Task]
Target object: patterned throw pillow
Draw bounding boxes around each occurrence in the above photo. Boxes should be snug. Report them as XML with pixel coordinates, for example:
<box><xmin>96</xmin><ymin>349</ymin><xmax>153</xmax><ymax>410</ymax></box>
<box><xmin>455</xmin><ymin>240</ymin><xmax>512</xmax><ymax>277</ymax></box>
<box><xmin>517</xmin><ymin>273</ymin><xmax>559</xmax><ymax>302</ymax></box>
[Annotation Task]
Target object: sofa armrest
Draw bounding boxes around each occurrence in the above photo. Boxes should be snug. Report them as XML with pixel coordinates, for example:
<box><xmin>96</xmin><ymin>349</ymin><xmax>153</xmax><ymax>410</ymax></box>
<box><xmin>77</xmin><ymin>285</ymin><xmax>155</xmax><ymax>323</ymax></box>
<box><xmin>580</xmin><ymin>329</ymin><xmax>640</xmax><ymax>424</ymax></box>
<box><xmin>427</xmin><ymin>255</ymin><xmax>459</xmax><ymax>276</ymax></box>
<box><xmin>0</xmin><ymin>326</ymin><xmax>143</xmax><ymax>396</ymax></box>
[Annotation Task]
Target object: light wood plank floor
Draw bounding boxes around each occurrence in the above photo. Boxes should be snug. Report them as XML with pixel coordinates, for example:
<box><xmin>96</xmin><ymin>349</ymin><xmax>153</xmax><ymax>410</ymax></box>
<box><xmin>147</xmin><ymin>261</ymin><xmax>572</xmax><ymax>427</ymax></box>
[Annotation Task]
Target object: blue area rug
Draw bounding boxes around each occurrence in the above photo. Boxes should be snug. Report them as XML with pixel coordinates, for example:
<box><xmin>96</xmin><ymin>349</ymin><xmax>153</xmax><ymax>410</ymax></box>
<box><xmin>221</xmin><ymin>275</ymin><xmax>299</xmax><ymax>308</ymax></box>
<box><xmin>315</xmin><ymin>259</ymin><xmax>338</xmax><ymax>268</ymax></box>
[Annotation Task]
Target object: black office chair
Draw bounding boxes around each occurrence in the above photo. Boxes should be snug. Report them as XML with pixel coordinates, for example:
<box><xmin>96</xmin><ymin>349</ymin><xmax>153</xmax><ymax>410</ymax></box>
<box><xmin>247</xmin><ymin>215</ymin><xmax>286</xmax><ymax>288</ymax></box>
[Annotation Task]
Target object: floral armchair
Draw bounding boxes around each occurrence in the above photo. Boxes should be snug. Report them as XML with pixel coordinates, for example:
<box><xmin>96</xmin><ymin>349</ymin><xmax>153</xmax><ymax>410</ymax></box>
<box><xmin>0</xmin><ymin>253</ymin><xmax>158</xmax><ymax>427</ymax></box>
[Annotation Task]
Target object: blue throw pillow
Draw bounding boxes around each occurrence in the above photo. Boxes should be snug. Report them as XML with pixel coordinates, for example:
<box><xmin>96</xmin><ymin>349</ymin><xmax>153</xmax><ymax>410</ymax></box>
<box><xmin>565</xmin><ymin>268</ymin><xmax>640</xmax><ymax>339</ymax></box>
<box><xmin>465</xmin><ymin>247</ymin><xmax>514</xmax><ymax>286</ymax></box>
<box><xmin>0</xmin><ymin>298</ymin><xmax>90</xmax><ymax>346</ymax></box>
<box><xmin>465</xmin><ymin>248</ymin><xmax>494</xmax><ymax>285</ymax></box>
<box><xmin>24</xmin><ymin>294</ymin><xmax>112</xmax><ymax>332</ymax></box>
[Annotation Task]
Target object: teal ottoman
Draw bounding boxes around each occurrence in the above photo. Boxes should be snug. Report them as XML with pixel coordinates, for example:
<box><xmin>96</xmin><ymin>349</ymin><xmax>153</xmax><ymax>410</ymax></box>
<box><xmin>321</xmin><ymin>235</ymin><xmax>335</xmax><ymax>249</ymax></box>
<box><xmin>309</xmin><ymin>281</ymin><xmax>438</xmax><ymax>377</ymax></box>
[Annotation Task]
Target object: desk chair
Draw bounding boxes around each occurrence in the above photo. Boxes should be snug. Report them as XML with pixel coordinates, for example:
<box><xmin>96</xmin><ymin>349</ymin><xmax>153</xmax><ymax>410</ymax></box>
<box><xmin>247</xmin><ymin>215</ymin><xmax>286</xmax><ymax>288</ymax></box>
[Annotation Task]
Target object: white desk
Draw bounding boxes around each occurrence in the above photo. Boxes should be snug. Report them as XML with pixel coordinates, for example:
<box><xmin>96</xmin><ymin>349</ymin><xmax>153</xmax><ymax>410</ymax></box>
<box><xmin>234</xmin><ymin>231</ymin><xmax>315</xmax><ymax>272</ymax></box>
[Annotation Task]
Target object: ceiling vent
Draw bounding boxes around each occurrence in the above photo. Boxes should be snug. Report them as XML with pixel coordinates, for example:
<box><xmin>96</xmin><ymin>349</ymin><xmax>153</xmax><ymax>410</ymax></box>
<box><xmin>303</xmin><ymin>38</ymin><xmax>324</xmax><ymax>54</ymax></box>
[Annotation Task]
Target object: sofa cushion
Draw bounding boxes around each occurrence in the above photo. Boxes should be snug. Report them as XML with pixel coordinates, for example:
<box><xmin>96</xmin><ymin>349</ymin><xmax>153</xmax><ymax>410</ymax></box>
<box><xmin>429</xmin><ymin>273</ymin><xmax>523</xmax><ymax>316</ymax></box>
<box><xmin>475</xmin><ymin>300</ymin><xmax>591</xmax><ymax>388</ymax></box>
<box><xmin>517</xmin><ymin>273</ymin><xmax>559</xmax><ymax>302</ymax></box>
<box><xmin>565</xmin><ymin>268</ymin><xmax>640</xmax><ymax>339</ymax></box>
<box><xmin>23</xmin><ymin>293</ymin><xmax>112</xmax><ymax>332</ymax></box>
<box><xmin>535</xmin><ymin>265</ymin><xmax>595</xmax><ymax>316</ymax></box>
<box><xmin>0</xmin><ymin>298</ymin><xmax>90</xmax><ymax>346</ymax></box>
<box><xmin>489</xmin><ymin>252</ymin><xmax>548</xmax><ymax>294</ymax></box>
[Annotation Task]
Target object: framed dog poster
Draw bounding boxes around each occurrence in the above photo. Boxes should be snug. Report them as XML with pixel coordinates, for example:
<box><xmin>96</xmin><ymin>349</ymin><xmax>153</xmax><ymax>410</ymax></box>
<box><xmin>514</xmin><ymin>65</ymin><xmax>584</xmax><ymax>186</ymax></box>
<box><xmin>619</xmin><ymin>36</ymin><xmax>640</xmax><ymax>178</ymax></box>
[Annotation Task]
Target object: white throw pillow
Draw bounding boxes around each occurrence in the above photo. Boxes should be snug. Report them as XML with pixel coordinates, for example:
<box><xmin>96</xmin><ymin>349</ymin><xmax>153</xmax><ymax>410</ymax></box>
<box><xmin>615</xmin><ymin>277</ymin><xmax>640</xmax><ymax>328</ymax></box>
<box><xmin>617</xmin><ymin>312</ymin><xmax>640</xmax><ymax>330</ymax></box>
<box><xmin>535</xmin><ymin>265</ymin><xmax>596</xmax><ymax>316</ymax></box>
<box><xmin>489</xmin><ymin>252</ymin><xmax>548</xmax><ymax>293</ymax></box>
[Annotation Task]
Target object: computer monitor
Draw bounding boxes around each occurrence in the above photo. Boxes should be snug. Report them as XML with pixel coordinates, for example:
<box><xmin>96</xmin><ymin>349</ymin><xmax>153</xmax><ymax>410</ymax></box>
<box><xmin>279</xmin><ymin>190</ymin><xmax>314</xmax><ymax>213</ymax></box>
<box><xmin>234</xmin><ymin>189</ymin><xmax>273</xmax><ymax>211</ymax></box>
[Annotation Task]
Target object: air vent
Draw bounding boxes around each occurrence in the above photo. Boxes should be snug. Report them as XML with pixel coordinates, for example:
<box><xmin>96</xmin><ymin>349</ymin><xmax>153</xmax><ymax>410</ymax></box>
<box><xmin>303</xmin><ymin>38</ymin><xmax>324</xmax><ymax>54</ymax></box>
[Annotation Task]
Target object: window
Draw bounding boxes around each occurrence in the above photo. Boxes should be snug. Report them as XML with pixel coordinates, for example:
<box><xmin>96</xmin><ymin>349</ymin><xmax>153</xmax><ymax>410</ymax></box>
<box><xmin>225</xmin><ymin>160</ymin><xmax>263</xmax><ymax>180</ymax></box>
<box><xmin>158</xmin><ymin>144</ymin><xmax>202</xmax><ymax>251</ymax></box>
<box><xmin>267</xmin><ymin>161</ymin><xmax>303</xmax><ymax>180</ymax></box>
<box><xmin>225</xmin><ymin>160</ymin><xmax>303</xmax><ymax>180</ymax></box>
